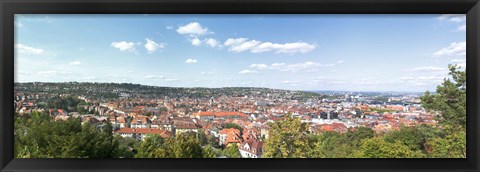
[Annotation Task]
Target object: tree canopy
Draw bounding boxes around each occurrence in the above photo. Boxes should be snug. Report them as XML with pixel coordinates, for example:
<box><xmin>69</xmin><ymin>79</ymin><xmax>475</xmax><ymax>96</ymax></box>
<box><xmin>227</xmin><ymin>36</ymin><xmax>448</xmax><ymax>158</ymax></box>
<box><xmin>263</xmin><ymin>114</ymin><xmax>310</xmax><ymax>158</ymax></box>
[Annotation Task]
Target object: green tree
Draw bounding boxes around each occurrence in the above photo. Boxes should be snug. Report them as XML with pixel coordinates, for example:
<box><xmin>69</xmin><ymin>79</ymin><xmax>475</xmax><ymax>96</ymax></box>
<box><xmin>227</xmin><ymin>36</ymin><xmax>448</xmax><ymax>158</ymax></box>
<box><xmin>197</xmin><ymin>129</ymin><xmax>209</xmax><ymax>146</ymax></box>
<box><xmin>263</xmin><ymin>114</ymin><xmax>310</xmax><ymax>158</ymax></box>
<box><xmin>222</xmin><ymin>123</ymin><xmax>242</xmax><ymax>131</ymax></box>
<box><xmin>421</xmin><ymin>64</ymin><xmax>466</xmax><ymax>128</ymax></box>
<box><xmin>420</xmin><ymin>64</ymin><xmax>466</xmax><ymax>158</ymax></box>
<box><xmin>342</xmin><ymin>127</ymin><xmax>375</xmax><ymax>148</ymax></box>
<box><xmin>308</xmin><ymin>131</ymin><xmax>342</xmax><ymax>158</ymax></box>
<box><xmin>202</xmin><ymin>145</ymin><xmax>218</xmax><ymax>158</ymax></box>
<box><xmin>358</xmin><ymin>137</ymin><xmax>424</xmax><ymax>158</ymax></box>
<box><xmin>15</xmin><ymin>111</ymin><xmax>120</xmax><ymax>158</ymax></box>
<box><xmin>165</xmin><ymin>133</ymin><xmax>203</xmax><ymax>158</ymax></box>
<box><xmin>426</xmin><ymin>126</ymin><xmax>466</xmax><ymax>158</ymax></box>
<box><xmin>383</xmin><ymin>126</ymin><xmax>424</xmax><ymax>151</ymax></box>
<box><xmin>135</xmin><ymin>134</ymin><xmax>164</xmax><ymax>158</ymax></box>
<box><xmin>145</xmin><ymin>112</ymin><xmax>153</xmax><ymax>117</ymax></box>
<box><xmin>222</xmin><ymin>144</ymin><xmax>241</xmax><ymax>158</ymax></box>
<box><xmin>113</xmin><ymin>135</ymin><xmax>136</xmax><ymax>158</ymax></box>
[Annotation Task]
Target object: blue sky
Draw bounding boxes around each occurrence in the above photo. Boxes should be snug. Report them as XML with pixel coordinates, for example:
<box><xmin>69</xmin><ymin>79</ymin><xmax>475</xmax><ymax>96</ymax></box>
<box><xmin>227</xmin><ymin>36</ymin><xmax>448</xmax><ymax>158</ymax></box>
<box><xmin>14</xmin><ymin>14</ymin><xmax>466</xmax><ymax>92</ymax></box>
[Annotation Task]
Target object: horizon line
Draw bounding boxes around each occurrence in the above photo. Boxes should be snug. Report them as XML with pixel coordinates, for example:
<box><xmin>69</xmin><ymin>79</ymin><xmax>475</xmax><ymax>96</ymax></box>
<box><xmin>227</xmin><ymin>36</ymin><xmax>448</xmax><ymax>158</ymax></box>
<box><xmin>14</xmin><ymin>81</ymin><xmax>428</xmax><ymax>94</ymax></box>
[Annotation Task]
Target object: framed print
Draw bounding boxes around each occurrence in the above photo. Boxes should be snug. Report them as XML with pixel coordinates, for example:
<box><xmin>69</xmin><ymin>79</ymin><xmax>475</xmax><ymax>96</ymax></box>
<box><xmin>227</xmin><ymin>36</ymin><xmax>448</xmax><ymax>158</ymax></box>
<box><xmin>1</xmin><ymin>0</ymin><xmax>479</xmax><ymax>172</ymax></box>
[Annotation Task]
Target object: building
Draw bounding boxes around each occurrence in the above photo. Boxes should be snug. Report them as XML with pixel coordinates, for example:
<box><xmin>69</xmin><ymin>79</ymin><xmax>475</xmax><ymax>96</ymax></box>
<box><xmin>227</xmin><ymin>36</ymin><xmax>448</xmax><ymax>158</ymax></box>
<box><xmin>131</xmin><ymin>115</ymin><xmax>151</xmax><ymax>128</ymax></box>
<box><xmin>219</xmin><ymin>128</ymin><xmax>242</xmax><ymax>146</ymax></box>
<box><xmin>175</xmin><ymin>123</ymin><xmax>198</xmax><ymax>135</ymax></box>
<box><xmin>195</xmin><ymin>111</ymin><xmax>247</xmax><ymax>121</ymax></box>
<box><xmin>239</xmin><ymin>139</ymin><xmax>263</xmax><ymax>158</ymax></box>
<box><xmin>114</xmin><ymin>128</ymin><xmax>173</xmax><ymax>140</ymax></box>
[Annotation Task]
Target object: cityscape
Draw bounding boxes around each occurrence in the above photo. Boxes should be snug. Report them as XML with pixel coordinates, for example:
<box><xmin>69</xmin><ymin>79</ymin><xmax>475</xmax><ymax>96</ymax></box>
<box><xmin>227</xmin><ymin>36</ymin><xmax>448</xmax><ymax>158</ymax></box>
<box><xmin>13</xmin><ymin>14</ymin><xmax>466</xmax><ymax>158</ymax></box>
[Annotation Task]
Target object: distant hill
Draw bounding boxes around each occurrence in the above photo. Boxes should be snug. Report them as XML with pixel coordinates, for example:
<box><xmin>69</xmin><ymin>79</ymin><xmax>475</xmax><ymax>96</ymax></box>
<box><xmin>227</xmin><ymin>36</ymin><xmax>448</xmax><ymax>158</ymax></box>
<box><xmin>15</xmin><ymin>82</ymin><xmax>324</xmax><ymax>101</ymax></box>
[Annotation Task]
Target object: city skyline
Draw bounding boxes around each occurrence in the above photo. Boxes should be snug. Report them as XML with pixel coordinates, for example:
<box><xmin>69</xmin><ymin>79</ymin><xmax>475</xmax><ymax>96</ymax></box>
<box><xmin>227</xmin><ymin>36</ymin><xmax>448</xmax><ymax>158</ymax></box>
<box><xmin>15</xmin><ymin>14</ymin><xmax>466</xmax><ymax>92</ymax></box>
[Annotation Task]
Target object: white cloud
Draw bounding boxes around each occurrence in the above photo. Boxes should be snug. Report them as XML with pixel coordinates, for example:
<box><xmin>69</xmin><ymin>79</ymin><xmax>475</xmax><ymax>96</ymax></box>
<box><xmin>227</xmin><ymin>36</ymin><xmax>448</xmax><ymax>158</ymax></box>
<box><xmin>201</xmin><ymin>72</ymin><xmax>214</xmax><ymax>75</ymax></box>
<box><xmin>144</xmin><ymin>38</ymin><xmax>165</xmax><ymax>53</ymax></box>
<box><xmin>229</xmin><ymin>40</ymin><xmax>261</xmax><ymax>53</ymax></box>
<box><xmin>83</xmin><ymin>76</ymin><xmax>97</xmax><ymax>80</ymax></box>
<box><xmin>14</xmin><ymin>21</ymin><xmax>23</xmax><ymax>28</ymax></box>
<box><xmin>357</xmin><ymin>80</ymin><xmax>382</xmax><ymax>85</ymax></box>
<box><xmin>401</xmin><ymin>75</ymin><xmax>445</xmax><ymax>84</ymax></box>
<box><xmin>279</xmin><ymin>61</ymin><xmax>319</xmax><ymax>72</ymax></box>
<box><xmin>282</xmin><ymin>80</ymin><xmax>299</xmax><ymax>84</ymax></box>
<box><xmin>37</xmin><ymin>70</ymin><xmax>57</xmax><ymax>75</ymax></box>
<box><xmin>185</xmin><ymin>58</ymin><xmax>198</xmax><ymax>64</ymax></box>
<box><xmin>224</xmin><ymin>38</ymin><xmax>248</xmax><ymax>46</ymax></box>
<box><xmin>165</xmin><ymin>78</ymin><xmax>179</xmax><ymax>82</ymax></box>
<box><xmin>450</xmin><ymin>58</ymin><xmax>465</xmax><ymax>63</ymax></box>
<box><xmin>111</xmin><ymin>41</ymin><xmax>135</xmax><ymax>52</ymax></box>
<box><xmin>415</xmin><ymin>83</ymin><xmax>428</xmax><ymax>86</ymax></box>
<box><xmin>408</xmin><ymin>66</ymin><xmax>445</xmax><ymax>71</ymax></box>
<box><xmin>166</xmin><ymin>26</ymin><xmax>174</xmax><ymax>30</ymax></box>
<box><xmin>400</xmin><ymin>76</ymin><xmax>415</xmax><ymax>80</ymax></box>
<box><xmin>271</xmin><ymin>63</ymin><xmax>286</xmax><ymax>68</ymax></box>
<box><xmin>434</xmin><ymin>42</ymin><xmax>466</xmax><ymax>57</ymax></box>
<box><xmin>15</xmin><ymin>44</ymin><xmax>45</xmax><ymax>55</ymax></box>
<box><xmin>191</xmin><ymin>38</ymin><xmax>202</xmax><ymax>46</ymax></box>
<box><xmin>238</xmin><ymin>69</ymin><xmax>258</xmax><ymax>74</ymax></box>
<box><xmin>417</xmin><ymin>76</ymin><xmax>437</xmax><ymax>80</ymax></box>
<box><xmin>176</xmin><ymin>22</ymin><xmax>209</xmax><ymax>36</ymax></box>
<box><xmin>249</xmin><ymin>61</ymin><xmax>344</xmax><ymax>72</ymax></box>
<box><xmin>224</xmin><ymin>38</ymin><xmax>316</xmax><ymax>54</ymax></box>
<box><xmin>69</xmin><ymin>61</ymin><xmax>81</xmax><ymax>66</ymax></box>
<box><xmin>249</xmin><ymin>64</ymin><xmax>269</xmax><ymax>70</ymax></box>
<box><xmin>437</xmin><ymin>14</ymin><xmax>466</xmax><ymax>33</ymax></box>
<box><xmin>205</xmin><ymin>38</ymin><xmax>218</xmax><ymax>48</ymax></box>
<box><xmin>456</xmin><ymin>24</ymin><xmax>466</xmax><ymax>31</ymax></box>
<box><xmin>437</xmin><ymin>14</ymin><xmax>466</xmax><ymax>23</ymax></box>
<box><xmin>144</xmin><ymin>75</ymin><xmax>164</xmax><ymax>79</ymax></box>
<box><xmin>252</xmin><ymin>42</ymin><xmax>316</xmax><ymax>54</ymax></box>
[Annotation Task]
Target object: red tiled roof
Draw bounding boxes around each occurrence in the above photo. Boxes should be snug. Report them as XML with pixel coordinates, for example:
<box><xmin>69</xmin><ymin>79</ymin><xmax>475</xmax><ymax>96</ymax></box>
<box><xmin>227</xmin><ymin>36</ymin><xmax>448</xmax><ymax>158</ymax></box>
<box><xmin>220</xmin><ymin>128</ymin><xmax>242</xmax><ymax>145</ymax></box>
<box><xmin>131</xmin><ymin>116</ymin><xmax>150</xmax><ymax>124</ymax></box>
<box><xmin>219</xmin><ymin>128</ymin><xmax>240</xmax><ymax>135</ymax></box>
<box><xmin>198</xmin><ymin>111</ymin><xmax>247</xmax><ymax>117</ymax></box>
<box><xmin>176</xmin><ymin>123</ymin><xmax>198</xmax><ymax>129</ymax></box>
<box><xmin>114</xmin><ymin>128</ymin><xmax>172</xmax><ymax>138</ymax></box>
<box><xmin>239</xmin><ymin>139</ymin><xmax>263</xmax><ymax>155</ymax></box>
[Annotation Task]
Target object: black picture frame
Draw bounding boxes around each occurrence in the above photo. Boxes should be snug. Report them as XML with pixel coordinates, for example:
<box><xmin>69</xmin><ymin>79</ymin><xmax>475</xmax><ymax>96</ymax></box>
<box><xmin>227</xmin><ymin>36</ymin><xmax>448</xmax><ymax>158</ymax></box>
<box><xmin>1</xmin><ymin>0</ymin><xmax>479</xmax><ymax>172</ymax></box>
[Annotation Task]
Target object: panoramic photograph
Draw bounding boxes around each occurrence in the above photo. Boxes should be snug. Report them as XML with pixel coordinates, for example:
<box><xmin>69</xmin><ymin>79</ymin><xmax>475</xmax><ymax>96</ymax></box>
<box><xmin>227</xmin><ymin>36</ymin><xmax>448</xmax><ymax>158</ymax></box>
<box><xmin>14</xmin><ymin>14</ymin><xmax>466</xmax><ymax>158</ymax></box>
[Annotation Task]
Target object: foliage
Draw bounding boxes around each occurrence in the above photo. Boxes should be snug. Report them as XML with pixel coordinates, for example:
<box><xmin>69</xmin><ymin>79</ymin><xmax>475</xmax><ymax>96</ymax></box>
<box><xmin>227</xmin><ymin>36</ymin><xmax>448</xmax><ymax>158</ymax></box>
<box><xmin>135</xmin><ymin>134</ymin><xmax>164</xmax><ymax>158</ymax></box>
<box><xmin>421</xmin><ymin>64</ymin><xmax>466</xmax><ymax>128</ymax></box>
<box><xmin>358</xmin><ymin>137</ymin><xmax>424</xmax><ymax>158</ymax></box>
<box><xmin>308</xmin><ymin>131</ymin><xmax>342</xmax><ymax>158</ymax></box>
<box><xmin>426</xmin><ymin>126</ymin><xmax>466</xmax><ymax>158</ymax></box>
<box><xmin>420</xmin><ymin>64</ymin><xmax>466</xmax><ymax>158</ymax></box>
<box><xmin>263</xmin><ymin>114</ymin><xmax>310</xmax><ymax>158</ymax></box>
<box><xmin>221</xmin><ymin>144</ymin><xmax>242</xmax><ymax>158</ymax></box>
<box><xmin>202</xmin><ymin>145</ymin><xmax>218</xmax><ymax>158</ymax></box>
<box><xmin>113</xmin><ymin>135</ymin><xmax>137</xmax><ymax>158</ymax></box>
<box><xmin>145</xmin><ymin>112</ymin><xmax>153</xmax><ymax>117</ymax></box>
<box><xmin>307</xmin><ymin>127</ymin><xmax>374</xmax><ymax>158</ymax></box>
<box><xmin>222</xmin><ymin>123</ymin><xmax>243</xmax><ymax>131</ymax></box>
<box><xmin>383</xmin><ymin>126</ymin><xmax>424</xmax><ymax>151</ymax></box>
<box><xmin>135</xmin><ymin>133</ymin><xmax>204</xmax><ymax>158</ymax></box>
<box><xmin>369</xmin><ymin>107</ymin><xmax>396</xmax><ymax>114</ymax></box>
<box><xmin>15</xmin><ymin>111</ymin><xmax>120</xmax><ymax>158</ymax></box>
<box><xmin>46</xmin><ymin>95</ymin><xmax>84</xmax><ymax>112</ymax></box>
<box><xmin>197</xmin><ymin>129</ymin><xmax>209</xmax><ymax>146</ymax></box>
